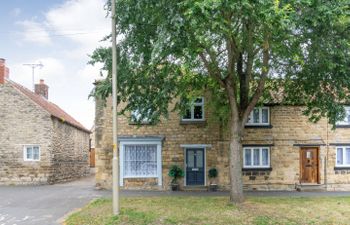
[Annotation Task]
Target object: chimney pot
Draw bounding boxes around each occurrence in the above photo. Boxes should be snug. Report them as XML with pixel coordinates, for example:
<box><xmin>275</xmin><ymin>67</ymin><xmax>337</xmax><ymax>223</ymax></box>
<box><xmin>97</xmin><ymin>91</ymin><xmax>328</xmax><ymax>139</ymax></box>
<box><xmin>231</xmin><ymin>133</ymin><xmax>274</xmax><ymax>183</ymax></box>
<box><xmin>35</xmin><ymin>80</ymin><xmax>49</xmax><ymax>99</ymax></box>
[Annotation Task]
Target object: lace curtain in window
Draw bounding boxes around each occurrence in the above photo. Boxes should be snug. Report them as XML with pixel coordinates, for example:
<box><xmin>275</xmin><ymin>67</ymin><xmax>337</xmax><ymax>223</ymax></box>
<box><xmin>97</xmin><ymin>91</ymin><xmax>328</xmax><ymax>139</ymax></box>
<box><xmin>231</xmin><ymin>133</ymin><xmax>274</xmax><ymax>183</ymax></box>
<box><xmin>124</xmin><ymin>145</ymin><xmax>157</xmax><ymax>177</ymax></box>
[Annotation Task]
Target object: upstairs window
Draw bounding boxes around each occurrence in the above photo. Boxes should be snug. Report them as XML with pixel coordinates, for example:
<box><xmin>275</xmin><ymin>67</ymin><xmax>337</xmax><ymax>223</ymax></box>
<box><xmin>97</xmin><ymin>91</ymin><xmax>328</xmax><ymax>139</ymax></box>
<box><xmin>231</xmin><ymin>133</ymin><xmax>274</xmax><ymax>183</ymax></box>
<box><xmin>243</xmin><ymin>147</ymin><xmax>270</xmax><ymax>168</ymax></box>
<box><xmin>246</xmin><ymin>107</ymin><xmax>270</xmax><ymax>126</ymax></box>
<box><xmin>336</xmin><ymin>107</ymin><xmax>350</xmax><ymax>125</ymax></box>
<box><xmin>24</xmin><ymin>145</ymin><xmax>40</xmax><ymax>161</ymax></box>
<box><xmin>182</xmin><ymin>97</ymin><xmax>204</xmax><ymax>121</ymax></box>
<box><xmin>131</xmin><ymin>109</ymin><xmax>151</xmax><ymax>123</ymax></box>
<box><xmin>336</xmin><ymin>147</ymin><xmax>350</xmax><ymax>167</ymax></box>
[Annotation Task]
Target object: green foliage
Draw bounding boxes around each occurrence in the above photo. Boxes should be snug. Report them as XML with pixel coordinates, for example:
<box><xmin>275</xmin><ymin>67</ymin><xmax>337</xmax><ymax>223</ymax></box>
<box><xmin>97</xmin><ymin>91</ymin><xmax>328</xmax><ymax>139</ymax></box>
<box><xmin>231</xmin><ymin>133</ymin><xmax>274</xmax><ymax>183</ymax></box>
<box><xmin>168</xmin><ymin>165</ymin><xmax>184</xmax><ymax>184</ymax></box>
<box><xmin>208</xmin><ymin>168</ymin><xmax>218</xmax><ymax>178</ymax></box>
<box><xmin>91</xmin><ymin>0</ymin><xmax>349</xmax><ymax>127</ymax></box>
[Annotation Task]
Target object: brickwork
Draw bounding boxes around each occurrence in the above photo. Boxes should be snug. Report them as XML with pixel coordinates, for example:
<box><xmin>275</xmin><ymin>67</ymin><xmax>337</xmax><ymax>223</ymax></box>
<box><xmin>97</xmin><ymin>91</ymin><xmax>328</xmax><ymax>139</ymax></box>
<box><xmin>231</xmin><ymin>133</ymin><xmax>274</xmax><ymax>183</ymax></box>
<box><xmin>95</xmin><ymin>96</ymin><xmax>350</xmax><ymax>191</ymax></box>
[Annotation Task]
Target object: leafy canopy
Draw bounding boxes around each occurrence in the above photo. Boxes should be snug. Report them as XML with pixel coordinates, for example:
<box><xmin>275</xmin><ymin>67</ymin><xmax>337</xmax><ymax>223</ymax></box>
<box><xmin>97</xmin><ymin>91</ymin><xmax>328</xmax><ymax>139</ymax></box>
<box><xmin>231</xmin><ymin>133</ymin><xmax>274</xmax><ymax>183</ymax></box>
<box><xmin>90</xmin><ymin>0</ymin><xmax>349</xmax><ymax>126</ymax></box>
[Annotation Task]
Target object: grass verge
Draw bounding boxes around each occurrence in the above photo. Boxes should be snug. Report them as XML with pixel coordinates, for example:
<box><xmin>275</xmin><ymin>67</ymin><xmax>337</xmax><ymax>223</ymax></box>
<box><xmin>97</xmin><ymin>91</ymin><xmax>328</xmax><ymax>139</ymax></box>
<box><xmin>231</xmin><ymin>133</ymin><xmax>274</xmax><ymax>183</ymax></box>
<box><xmin>65</xmin><ymin>196</ymin><xmax>350</xmax><ymax>225</ymax></box>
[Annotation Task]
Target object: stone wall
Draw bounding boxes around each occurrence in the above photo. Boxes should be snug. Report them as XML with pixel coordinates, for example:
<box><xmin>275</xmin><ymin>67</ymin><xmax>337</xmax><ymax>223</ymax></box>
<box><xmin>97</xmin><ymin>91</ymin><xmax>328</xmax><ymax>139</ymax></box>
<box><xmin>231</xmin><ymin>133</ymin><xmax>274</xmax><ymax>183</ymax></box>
<box><xmin>50</xmin><ymin>118</ymin><xmax>90</xmax><ymax>183</ymax></box>
<box><xmin>0</xmin><ymin>83</ymin><xmax>53</xmax><ymax>185</ymax></box>
<box><xmin>95</xmin><ymin>96</ymin><xmax>350</xmax><ymax>191</ymax></box>
<box><xmin>0</xmin><ymin>83</ymin><xmax>90</xmax><ymax>185</ymax></box>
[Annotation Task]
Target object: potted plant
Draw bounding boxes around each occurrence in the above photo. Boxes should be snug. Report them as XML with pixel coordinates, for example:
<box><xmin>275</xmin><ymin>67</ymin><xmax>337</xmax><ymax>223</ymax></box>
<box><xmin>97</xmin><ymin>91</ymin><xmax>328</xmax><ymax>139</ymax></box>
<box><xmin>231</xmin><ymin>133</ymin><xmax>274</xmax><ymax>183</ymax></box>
<box><xmin>208</xmin><ymin>168</ymin><xmax>218</xmax><ymax>191</ymax></box>
<box><xmin>168</xmin><ymin>165</ymin><xmax>184</xmax><ymax>191</ymax></box>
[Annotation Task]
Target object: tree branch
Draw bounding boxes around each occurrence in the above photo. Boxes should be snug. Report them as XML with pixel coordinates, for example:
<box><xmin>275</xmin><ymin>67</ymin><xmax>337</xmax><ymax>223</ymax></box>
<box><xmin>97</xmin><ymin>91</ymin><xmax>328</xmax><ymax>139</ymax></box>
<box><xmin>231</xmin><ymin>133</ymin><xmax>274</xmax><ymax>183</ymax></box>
<box><xmin>241</xmin><ymin>36</ymin><xmax>270</xmax><ymax>126</ymax></box>
<box><xmin>199</xmin><ymin>52</ymin><xmax>226</xmax><ymax>88</ymax></box>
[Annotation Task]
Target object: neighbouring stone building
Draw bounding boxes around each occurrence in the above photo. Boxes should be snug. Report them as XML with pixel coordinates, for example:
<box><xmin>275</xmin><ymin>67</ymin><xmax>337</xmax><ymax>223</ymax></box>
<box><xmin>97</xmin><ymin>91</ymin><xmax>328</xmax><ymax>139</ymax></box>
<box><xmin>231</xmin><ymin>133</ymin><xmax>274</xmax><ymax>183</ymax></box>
<box><xmin>95</xmin><ymin>91</ymin><xmax>350</xmax><ymax>191</ymax></box>
<box><xmin>0</xmin><ymin>58</ymin><xmax>90</xmax><ymax>185</ymax></box>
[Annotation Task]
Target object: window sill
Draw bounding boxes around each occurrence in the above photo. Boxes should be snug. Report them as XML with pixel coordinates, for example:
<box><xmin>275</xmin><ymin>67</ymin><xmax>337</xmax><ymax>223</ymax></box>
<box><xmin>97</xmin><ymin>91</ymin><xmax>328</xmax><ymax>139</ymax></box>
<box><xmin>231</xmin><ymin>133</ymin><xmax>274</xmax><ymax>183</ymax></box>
<box><xmin>242</xmin><ymin>167</ymin><xmax>272</xmax><ymax>171</ymax></box>
<box><xmin>245</xmin><ymin>125</ymin><xmax>273</xmax><ymax>129</ymax></box>
<box><xmin>180</xmin><ymin>120</ymin><xmax>206</xmax><ymax>125</ymax></box>
<box><xmin>335</xmin><ymin>125</ymin><xmax>350</xmax><ymax>128</ymax></box>
<box><xmin>123</xmin><ymin>176</ymin><xmax>158</xmax><ymax>179</ymax></box>
<box><xmin>334</xmin><ymin>167</ymin><xmax>350</xmax><ymax>170</ymax></box>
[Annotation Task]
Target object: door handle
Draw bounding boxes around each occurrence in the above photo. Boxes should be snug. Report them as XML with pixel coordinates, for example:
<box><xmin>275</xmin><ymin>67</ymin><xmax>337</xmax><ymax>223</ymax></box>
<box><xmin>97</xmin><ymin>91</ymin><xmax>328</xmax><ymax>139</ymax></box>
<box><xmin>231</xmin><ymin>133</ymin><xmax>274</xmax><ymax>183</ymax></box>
<box><xmin>192</xmin><ymin>168</ymin><xmax>199</xmax><ymax>171</ymax></box>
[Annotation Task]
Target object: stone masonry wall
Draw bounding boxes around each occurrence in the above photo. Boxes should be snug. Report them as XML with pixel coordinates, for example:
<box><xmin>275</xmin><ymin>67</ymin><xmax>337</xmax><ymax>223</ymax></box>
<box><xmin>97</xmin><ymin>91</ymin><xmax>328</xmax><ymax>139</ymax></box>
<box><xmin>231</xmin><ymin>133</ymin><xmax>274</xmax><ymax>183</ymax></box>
<box><xmin>95</xmin><ymin>95</ymin><xmax>350</xmax><ymax>191</ymax></box>
<box><xmin>50</xmin><ymin>118</ymin><xmax>90</xmax><ymax>183</ymax></box>
<box><xmin>0</xmin><ymin>83</ymin><xmax>53</xmax><ymax>185</ymax></box>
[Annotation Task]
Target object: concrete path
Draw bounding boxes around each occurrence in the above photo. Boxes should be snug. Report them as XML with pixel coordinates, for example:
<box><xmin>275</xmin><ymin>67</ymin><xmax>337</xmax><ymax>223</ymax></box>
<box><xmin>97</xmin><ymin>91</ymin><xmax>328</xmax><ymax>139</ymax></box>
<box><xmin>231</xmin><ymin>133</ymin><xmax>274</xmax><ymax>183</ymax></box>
<box><xmin>1</xmin><ymin>176</ymin><xmax>350</xmax><ymax>225</ymax></box>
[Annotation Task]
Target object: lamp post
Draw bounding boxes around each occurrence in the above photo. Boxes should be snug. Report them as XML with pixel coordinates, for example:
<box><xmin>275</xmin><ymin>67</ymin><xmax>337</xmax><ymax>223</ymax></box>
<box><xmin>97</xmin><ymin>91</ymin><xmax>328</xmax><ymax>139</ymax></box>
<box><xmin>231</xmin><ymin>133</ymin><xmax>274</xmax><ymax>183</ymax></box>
<box><xmin>111</xmin><ymin>0</ymin><xmax>120</xmax><ymax>215</ymax></box>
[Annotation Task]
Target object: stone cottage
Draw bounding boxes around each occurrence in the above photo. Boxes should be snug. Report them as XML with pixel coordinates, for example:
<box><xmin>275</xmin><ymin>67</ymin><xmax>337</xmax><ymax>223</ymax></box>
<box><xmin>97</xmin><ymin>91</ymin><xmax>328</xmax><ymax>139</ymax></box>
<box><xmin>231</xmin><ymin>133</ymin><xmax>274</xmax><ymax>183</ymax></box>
<box><xmin>95</xmin><ymin>93</ymin><xmax>350</xmax><ymax>191</ymax></box>
<box><xmin>0</xmin><ymin>58</ymin><xmax>90</xmax><ymax>185</ymax></box>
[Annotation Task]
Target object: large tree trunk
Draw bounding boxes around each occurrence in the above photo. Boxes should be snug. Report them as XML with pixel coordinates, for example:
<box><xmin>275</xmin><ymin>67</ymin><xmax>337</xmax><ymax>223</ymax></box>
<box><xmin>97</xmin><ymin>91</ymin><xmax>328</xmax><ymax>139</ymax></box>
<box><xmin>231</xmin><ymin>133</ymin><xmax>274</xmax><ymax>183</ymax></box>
<box><xmin>229</xmin><ymin>119</ymin><xmax>244</xmax><ymax>203</ymax></box>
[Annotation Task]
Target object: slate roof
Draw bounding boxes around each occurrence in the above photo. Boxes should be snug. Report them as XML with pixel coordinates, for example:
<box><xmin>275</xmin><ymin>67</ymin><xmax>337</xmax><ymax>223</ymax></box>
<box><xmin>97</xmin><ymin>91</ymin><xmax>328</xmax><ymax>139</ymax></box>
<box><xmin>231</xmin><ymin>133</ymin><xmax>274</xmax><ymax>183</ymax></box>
<box><xmin>8</xmin><ymin>80</ymin><xmax>90</xmax><ymax>133</ymax></box>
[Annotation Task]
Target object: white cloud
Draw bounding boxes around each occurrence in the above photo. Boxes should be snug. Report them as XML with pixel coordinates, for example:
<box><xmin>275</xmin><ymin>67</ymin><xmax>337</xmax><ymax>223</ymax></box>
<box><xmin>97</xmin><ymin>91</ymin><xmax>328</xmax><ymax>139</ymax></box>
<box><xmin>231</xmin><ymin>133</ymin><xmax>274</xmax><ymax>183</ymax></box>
<box><xmin>9</xmin><ymin>58</ymin><xmax>66</xmax><ymax>90</ymax></box>
<box><xmin>16</xmin><ymin>20</ymin><xmax>52</xmax><ymax>45</ymax></box>
<box><xmin>45</xmin><ymin>0</ymin><xmax>110</xmax><ymax>49</ymax></box>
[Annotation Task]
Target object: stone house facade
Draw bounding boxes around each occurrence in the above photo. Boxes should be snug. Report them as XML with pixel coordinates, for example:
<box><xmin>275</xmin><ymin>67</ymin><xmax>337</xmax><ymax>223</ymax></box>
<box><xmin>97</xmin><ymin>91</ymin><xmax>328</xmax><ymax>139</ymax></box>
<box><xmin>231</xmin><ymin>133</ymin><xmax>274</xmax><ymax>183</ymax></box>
<box><xmin>95</xmin><ymin>94</ymin><xmax>350</xmax><ymax>191</ymax></box>
<box><xmin>0</xmin><ymin>59</ymin><xmax>90</xmax><ymax>185</ymax></box>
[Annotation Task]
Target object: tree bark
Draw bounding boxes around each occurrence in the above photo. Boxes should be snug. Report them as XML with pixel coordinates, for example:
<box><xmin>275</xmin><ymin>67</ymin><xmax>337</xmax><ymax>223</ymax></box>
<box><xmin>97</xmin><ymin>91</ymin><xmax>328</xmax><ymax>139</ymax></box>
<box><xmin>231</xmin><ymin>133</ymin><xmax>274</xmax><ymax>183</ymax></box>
<box><xmin>229</xmin><ymin>116</ymin><xmax>244</xmax><ymax>203</ymax></box>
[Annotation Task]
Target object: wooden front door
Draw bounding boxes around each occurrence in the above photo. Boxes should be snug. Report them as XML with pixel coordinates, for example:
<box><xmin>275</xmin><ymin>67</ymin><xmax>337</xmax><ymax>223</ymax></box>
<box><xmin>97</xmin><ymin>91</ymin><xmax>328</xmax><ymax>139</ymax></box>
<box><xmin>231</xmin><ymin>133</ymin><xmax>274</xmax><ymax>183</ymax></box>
<box><xmin>186</xmin><ymin>148</ymin><xmax>205</xmax><ymax>186</ymax></box>
<box><xmin>300</xmin><ymin>147</ymin><xmax>319</xmax><ymax>183</ymax></box>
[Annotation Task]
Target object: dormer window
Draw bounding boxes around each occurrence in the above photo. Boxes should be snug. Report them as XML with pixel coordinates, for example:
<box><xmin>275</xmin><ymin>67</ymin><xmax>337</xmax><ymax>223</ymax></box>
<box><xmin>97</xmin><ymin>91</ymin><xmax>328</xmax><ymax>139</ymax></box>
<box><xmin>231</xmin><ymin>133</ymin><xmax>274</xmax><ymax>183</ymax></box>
<box><xmin>182</xmin><ymin>97</ymin><xmax>205</xmax><ymax>121</ymax></box>
<box><xmin>246</xmin><ymin>107</ymin><xmax>270</xmax><ymax>126</ymax></box>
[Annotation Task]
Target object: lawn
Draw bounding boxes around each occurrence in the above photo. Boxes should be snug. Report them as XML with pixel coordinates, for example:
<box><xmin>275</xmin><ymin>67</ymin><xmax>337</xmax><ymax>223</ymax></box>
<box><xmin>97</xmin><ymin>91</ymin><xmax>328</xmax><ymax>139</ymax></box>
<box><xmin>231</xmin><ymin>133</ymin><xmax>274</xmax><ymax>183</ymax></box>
<box><xmin>65</xmin><ymin>196</ymin><xmax>350</xmax><ymax>225</ymax></box>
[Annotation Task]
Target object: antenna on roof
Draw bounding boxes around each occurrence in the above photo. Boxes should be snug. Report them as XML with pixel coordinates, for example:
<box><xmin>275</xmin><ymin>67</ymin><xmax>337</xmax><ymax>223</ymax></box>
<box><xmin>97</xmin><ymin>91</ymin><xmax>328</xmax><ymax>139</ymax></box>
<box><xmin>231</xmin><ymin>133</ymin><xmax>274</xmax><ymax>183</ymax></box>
<box><xmin>23</xmin><ymin>62</ymin><xmax>44</xmax><ymax>91</ymax></box>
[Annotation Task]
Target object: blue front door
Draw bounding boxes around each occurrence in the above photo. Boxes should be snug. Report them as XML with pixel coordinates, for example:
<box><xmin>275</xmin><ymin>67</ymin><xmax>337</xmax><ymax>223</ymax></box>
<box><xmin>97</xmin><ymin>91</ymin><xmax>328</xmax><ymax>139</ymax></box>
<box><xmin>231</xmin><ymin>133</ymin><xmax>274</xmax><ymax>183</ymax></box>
<box><xmin>186</xmin><ymin>148</ymin><xmax>205</xmax><ymax>186</ymax></box>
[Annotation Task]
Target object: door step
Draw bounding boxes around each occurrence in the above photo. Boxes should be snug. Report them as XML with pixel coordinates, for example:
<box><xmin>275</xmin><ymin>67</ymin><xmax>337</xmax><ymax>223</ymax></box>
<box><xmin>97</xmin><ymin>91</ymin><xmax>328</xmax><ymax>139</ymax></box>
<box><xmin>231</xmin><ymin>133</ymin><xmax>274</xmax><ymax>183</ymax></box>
<box><xmin>295</xmin><ymin>183</ymin><xmax>326</xmax><ymax>192</ymax></box>
<box><xmin>183</xmin><ymin>185</ymin><xmax>207</xmax><ymax>192</ymax></box>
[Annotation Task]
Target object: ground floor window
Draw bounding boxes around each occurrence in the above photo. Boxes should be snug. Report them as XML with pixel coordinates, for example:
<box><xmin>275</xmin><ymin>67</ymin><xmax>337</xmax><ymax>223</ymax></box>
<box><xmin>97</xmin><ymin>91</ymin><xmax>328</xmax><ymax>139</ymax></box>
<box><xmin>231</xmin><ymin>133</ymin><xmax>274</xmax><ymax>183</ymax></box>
<box><xmin>124</xmin><ymin>145</ymin><xmax>157</xmax><ymax>177</ymax></box>
<box><xmin>336</xmin><ymin>146</ymin><xmax>350</xmax><ymax>167</ymax></box>
<box><xmin>119</xmin><ymin>139</ymin><xmax>162</xmax><ymax>186</ymax></box>
<box><xmin>243</xmin><ymin>147</ymin><xmax>270</xmax><ymax>168</ymax></box>
<box><xmin>23</xmin><ymin>145</ymin><xmax>40</xmax><ymax>161</ymax></box>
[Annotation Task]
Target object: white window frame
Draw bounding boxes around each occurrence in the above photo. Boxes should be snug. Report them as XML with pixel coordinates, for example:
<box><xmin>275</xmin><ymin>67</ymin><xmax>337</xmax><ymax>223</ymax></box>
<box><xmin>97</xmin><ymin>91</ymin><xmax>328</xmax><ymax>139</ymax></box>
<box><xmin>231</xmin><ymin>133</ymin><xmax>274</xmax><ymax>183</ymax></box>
<box><xmin>245</xmin><ymin>107</ymin><xmax>270</xmax><ymax>126</ymax></box>
<box><xmin>181</xmin><ymin>97</ymin><xmax>205</xmax><ymax>121</ymax></box>
<box><xmin>119</xmin><ymin>140</ymin><xmax>162</xmax><ymax>186</ymax></box>
<box><xmin>336</xmin><ymin>146</ymin><xmax>350</xmax><ymax>167</ymax></box>
<box><xmin>336</xmin><ymin>107</ymin><xmax>350</xmax><ymax>125</ymax></box>
<box><xmin>243</xmin><ymin>147</ymin><xmax>270</xmax><ymax>168</ymax></box>
<box><xmin>23</xmin><ymin>145</ymin><xmax>40</xmax><ymax>161</ymax></box>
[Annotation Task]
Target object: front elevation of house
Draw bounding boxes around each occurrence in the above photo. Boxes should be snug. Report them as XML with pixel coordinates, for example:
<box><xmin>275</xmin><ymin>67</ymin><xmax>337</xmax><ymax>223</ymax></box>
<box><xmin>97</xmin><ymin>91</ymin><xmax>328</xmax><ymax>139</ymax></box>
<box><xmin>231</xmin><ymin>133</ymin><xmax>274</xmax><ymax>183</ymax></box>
<box><xmin>95</xmin><ymin>96</ymin><xmax>350</xmax><ymax>191</ymax></box>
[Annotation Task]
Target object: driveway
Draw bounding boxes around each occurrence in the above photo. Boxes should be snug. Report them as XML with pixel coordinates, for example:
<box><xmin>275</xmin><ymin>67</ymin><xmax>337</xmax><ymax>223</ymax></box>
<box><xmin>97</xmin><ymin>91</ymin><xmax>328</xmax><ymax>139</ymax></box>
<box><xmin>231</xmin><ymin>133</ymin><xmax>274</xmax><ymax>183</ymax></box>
<box><xmin>0</xmin><ymin>175</ymin><xmax>109</xmax><ymax>225</ymax></box>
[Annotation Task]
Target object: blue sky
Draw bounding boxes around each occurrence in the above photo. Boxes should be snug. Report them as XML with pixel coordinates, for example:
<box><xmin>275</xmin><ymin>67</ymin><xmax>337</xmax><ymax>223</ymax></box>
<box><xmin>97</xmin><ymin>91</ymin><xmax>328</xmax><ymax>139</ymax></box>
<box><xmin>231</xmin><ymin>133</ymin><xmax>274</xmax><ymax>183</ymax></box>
<box><xmin>0</xmin><ymin>0</ymin><xmax>110</xmax><ymax>129</ymax></box>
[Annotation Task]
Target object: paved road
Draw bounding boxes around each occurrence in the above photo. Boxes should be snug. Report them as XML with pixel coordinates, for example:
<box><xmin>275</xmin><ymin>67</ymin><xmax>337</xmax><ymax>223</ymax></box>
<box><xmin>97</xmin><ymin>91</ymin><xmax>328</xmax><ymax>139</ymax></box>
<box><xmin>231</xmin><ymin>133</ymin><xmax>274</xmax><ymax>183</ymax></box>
<box><xmin>2</xmin><ymin>177</ymin><xmax>350</xmax><ymax>225</ymax></box>
<box><xmin>0</xmin><ymin>176</ymin><xmax>109</xmax><ymax>225</ymax></box>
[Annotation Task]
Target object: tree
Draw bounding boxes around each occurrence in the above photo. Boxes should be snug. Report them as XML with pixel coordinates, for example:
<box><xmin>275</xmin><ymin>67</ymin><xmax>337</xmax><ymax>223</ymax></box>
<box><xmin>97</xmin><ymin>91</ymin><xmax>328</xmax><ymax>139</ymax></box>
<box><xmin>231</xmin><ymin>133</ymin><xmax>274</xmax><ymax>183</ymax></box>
<box><xmin>90</xmin><ymin>0</ymin><xmax>349</xmax><ymax>203</ymax></box>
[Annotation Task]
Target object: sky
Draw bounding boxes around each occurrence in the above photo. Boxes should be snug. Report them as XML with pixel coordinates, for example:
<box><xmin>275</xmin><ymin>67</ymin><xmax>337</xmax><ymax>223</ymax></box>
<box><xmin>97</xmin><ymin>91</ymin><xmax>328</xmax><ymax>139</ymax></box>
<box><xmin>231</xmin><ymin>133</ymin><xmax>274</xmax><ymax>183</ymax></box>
<box><xmin>0</xmin><ymin>0</ymin><xmax>110</xmax><ymax>129</ymax></box>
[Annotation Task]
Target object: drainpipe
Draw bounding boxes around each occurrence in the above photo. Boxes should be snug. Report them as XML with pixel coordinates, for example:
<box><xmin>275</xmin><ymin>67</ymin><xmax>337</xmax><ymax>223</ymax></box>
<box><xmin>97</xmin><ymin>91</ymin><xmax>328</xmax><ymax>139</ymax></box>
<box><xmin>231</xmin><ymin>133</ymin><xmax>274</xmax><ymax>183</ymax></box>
<box><xmin>325</xmin><ymin>120</ymin><xmax>329</xmax><ymax>190</ymax></box>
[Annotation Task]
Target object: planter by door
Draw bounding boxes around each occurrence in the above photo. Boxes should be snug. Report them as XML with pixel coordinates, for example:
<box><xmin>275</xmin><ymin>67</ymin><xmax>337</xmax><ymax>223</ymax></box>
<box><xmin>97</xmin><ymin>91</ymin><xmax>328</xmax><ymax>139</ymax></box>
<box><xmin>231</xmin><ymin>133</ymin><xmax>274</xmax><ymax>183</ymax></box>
<box><xmin>300</xmin><ymin>147</ymin><xmax>319</xmax><ymax>183</ymax></box>
<box><xmin>186</xmin><ymin>148</ymin><xmax>205</xmax><ymax>186</ymax></box>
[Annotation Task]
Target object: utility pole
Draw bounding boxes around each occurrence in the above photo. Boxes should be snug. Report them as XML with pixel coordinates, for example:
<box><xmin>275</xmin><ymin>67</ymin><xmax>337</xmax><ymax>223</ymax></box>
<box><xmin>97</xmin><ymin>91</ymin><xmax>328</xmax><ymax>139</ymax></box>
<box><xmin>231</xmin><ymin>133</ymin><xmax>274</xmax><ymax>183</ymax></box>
<box><xmin>111</xmin><ymin>0</ymin><xmax>120</xmax><ymax>215</ymax></box>
<box><xmin>23</xmin><ymin>62</ymin><xmax>43</xmax><ymax>91</ymax></box>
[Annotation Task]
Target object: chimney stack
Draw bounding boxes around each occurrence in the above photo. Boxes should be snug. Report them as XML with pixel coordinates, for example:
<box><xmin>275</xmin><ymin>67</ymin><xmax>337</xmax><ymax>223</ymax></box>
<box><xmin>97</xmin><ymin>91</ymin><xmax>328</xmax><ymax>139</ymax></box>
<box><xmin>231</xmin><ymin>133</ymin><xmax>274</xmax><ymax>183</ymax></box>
<box><xmin>35</xmin><ymin>79</ymin><xmax>49</xmax><ymax>99</ymax></box>
<box><xmin>0</xmin><ymin>58</ymin><xmax>9</xmax><ymax>84</ymax></box>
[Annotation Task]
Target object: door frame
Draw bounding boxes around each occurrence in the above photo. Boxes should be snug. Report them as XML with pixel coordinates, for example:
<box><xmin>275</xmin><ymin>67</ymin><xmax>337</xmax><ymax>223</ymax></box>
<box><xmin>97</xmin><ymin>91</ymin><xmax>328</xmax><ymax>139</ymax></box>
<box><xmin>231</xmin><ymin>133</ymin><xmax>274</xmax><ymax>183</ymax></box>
<box><xmin>184</xmin><ymin>147</ymin><xmax>206</xmax><ymax>186</ymax></box>
<box><xmin>299</xmin><ymin>147</ymin><xmax>320</xmax><ymax>184</ymax></box>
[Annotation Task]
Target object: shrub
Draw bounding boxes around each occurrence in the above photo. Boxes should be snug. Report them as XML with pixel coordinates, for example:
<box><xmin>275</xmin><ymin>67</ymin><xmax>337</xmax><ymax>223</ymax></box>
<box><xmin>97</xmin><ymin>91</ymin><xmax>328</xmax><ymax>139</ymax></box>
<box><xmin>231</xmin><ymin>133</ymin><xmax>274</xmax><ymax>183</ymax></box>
<box><xmin>168</xmin><ymin>165</ymin><xmax>184</xmax><ymax>184</ymax></box>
